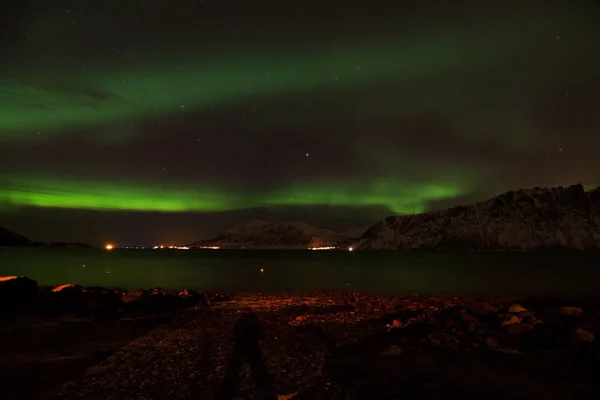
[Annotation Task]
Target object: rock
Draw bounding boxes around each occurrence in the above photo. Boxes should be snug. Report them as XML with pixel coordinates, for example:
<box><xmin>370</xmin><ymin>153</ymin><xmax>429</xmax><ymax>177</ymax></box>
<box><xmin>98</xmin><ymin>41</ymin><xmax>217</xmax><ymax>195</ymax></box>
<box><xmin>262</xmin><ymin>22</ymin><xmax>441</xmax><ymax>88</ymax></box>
<box><xmin>179</xmin><ymin>288</ymin><xmax>189</xmax><ymax>296</ymax></box>
<box><xmin>295</xmin><ymin>315</ymin><xmax>307</xmax><ymax>321</ymax></box>
<box><xmin>52</xmin><ymin>284</ymin><xmax>81</xmax><ymax>292</ymax></box>
<box><xmin>508</xmin><ymin>304</ymin><xmax>527</xmax><ymax>313</ymax></box>
<box><xmin>122</xmin><ymin>293</ymin><xmax>139</xmax><ymax>303</ymax></box>
<box><xmin>459</xmin><ymin>310</ymin><xmax>478</xmax><ymax>323</ymax></box>
<box><xmin>485</xmin><ymin>336</ymin><xmax>501</xmax><ymax>350</ymax></box>
<box><xmin>530</xmin><ymin>317</ymin><xmax>544</xmax><ymax>326</ymax></box>
<box><xmin>470</xmin><ymin>302</ymin><xmax>498</xmax><ymax>315</ymax></box>
<box><xmin>81</xmin><ymin>291</ymin><xmax>122</xmax><ymax>314</ymax></box>
<box><xmin>574</xmin><ymin>328</ymin><xmax>595</xmax><ymax>342</ymax></box>
<box><xmin>382</xmin><ymin>345</ymin><xmax>404</xmax><ymax>356</ymax></box>
<box><xmin>277</xmin><ymin>392</ymin><xmax>299</xmax><ymax>400</ymax></box>
<box><xmin>501</xmin><ymin>315</ymin><xmax>522</xmax><ymax>326</ymax></box>
<box><xmin>558</xmin><ymin>306</ymin><xmax>583</xmax><ymax>317</ymax></box>
<box><xmin>507</xmin><ymin>323</ymin><xmax>535</xmax><ymax>336</ymax></box>
<box><xmin>517</xmin><ymin>311</ymin><xmax>535</xmax><ymax>318</ymax></box>
<box><xmin>0</xmin><ymin>276</ymin><xmax>38</xmax><ymax>313</ymax></box>
<box><xmin>392</xmin><ymin>319</ymin><xmax>402</xmax><ymax>328</ymax></box>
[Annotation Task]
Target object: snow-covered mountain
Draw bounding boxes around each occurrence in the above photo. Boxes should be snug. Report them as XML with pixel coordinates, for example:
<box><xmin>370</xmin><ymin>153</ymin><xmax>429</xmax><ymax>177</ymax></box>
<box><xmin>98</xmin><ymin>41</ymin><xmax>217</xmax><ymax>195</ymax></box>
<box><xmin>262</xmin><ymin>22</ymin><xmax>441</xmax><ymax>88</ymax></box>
<box><xmin>0</xmin><ymin>226</ymin><xmax>31</xmax><ymax>246</ymax></box>
<box><xmin>346</xmin><ymin>184</ymin><xmax>600</xmax><ymax>251</ymax></box>
<box><xmin>188</xmin><ymin>220</ymin><xmax>362</xmax><ymax>249</ymax></box>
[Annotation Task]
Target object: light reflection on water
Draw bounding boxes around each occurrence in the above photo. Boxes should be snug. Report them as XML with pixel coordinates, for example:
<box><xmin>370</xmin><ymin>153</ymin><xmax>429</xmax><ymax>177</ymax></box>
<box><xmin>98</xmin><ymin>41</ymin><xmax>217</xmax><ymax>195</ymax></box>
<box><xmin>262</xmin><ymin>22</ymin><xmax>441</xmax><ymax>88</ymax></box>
<box><xmin>1</xmin><ymin>247</ymin><xmax>599</xmax><ymax>295</ymax></box>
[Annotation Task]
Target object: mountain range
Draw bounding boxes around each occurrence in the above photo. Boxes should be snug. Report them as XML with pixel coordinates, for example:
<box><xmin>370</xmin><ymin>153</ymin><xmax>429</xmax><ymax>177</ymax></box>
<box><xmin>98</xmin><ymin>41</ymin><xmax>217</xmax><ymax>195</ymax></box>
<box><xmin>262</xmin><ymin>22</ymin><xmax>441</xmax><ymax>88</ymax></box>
<box><xmin>187</xmin><ymin>219</ymin><xmax>367</xmax><ymax>249</ymax></box>
<box><xmin>4</xmin><ymin>184</ymin><xmax>599</xmax><ymax>251</ymax></box>
<box><xmin>190</xmin><ymin>185</ymin><xmax>600</xmax><ymax>251</ymax></box>
<box><xmin>347</xmin><ymin>184</ymin><xmax>600</xmax><ymax>251</ymax></box>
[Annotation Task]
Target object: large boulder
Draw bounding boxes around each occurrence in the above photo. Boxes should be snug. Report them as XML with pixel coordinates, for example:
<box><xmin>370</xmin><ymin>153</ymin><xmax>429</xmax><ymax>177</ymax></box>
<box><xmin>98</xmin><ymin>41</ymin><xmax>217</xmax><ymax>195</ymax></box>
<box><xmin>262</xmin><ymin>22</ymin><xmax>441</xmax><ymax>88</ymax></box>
<box><xmin>0</xmin><ymin>276</ymin><xmax>39</xmax><ymax>313</ymax></box>
<box><xmin>40</xmin><ymin>285</ymin><xmax>124</xmax><ymax>316</ymax></box>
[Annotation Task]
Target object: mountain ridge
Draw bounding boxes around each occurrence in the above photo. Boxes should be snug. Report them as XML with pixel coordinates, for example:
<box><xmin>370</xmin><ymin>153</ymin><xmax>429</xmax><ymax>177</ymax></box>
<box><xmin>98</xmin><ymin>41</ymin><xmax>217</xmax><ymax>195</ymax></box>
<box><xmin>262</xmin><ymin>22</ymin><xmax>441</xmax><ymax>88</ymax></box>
<box><xmin>347</xmin><ymin>184</ymin><xmax>600</xmax><ymax>251</ymax></box>
<box><xmin>0</xmin><ymin>226</ymin><xmax>31</xmax><ymax>246</ymax></box>
<box><xmin>188</xmin><ymin>219</ymin><xmax>366</xmax><ymax>249</ymax></box>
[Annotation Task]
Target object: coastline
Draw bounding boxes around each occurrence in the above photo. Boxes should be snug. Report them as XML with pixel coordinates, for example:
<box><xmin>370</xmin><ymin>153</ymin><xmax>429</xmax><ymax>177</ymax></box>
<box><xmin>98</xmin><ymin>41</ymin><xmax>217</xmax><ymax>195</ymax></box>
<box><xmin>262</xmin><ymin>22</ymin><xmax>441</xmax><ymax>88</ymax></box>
<box><xmin>1</xmin><ymin>279</ymin><xmax>599</xmax><ymax>399</ymax></box>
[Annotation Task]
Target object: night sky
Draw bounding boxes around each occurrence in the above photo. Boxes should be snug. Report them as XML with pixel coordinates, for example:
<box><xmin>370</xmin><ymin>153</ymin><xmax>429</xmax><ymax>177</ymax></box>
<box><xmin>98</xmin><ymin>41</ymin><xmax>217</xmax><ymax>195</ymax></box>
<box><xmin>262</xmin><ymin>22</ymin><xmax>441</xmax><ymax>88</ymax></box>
<box><xmin>1</xmin><ymin>0</ymin><xmax>599</xmax><ymax>246</ymax></box>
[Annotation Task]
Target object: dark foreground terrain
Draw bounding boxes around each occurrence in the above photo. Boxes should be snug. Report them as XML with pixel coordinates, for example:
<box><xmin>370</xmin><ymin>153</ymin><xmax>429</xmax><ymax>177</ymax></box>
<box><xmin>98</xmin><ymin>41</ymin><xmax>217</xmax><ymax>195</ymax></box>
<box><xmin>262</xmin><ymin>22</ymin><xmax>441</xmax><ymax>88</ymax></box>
<box><xmin>1</xmin><ymin>277</ymin><xmax>599</xmax><ymax>399</ymax></box>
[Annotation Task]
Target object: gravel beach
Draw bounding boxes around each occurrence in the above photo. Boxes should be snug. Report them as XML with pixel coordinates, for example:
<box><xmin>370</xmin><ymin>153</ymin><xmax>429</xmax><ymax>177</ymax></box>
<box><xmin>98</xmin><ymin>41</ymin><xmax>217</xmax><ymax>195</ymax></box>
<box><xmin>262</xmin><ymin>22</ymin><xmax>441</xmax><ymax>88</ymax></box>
<box><xmin>1</xmin><ymin>281</ymin><xmax>599</xmax><ymax>399</ymax></box>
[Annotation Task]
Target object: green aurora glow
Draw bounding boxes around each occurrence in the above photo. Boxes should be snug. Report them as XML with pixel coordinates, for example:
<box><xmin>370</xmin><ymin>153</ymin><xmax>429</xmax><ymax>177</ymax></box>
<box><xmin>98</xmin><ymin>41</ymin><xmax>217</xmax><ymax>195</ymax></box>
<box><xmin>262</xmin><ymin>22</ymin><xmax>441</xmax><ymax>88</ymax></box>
<box><xmin>0</xmin><ymin>175</ymin><xmax>467</xmax><ymax>214</ymax></box>
<box><xmin>0</xmin><ymin>0</ymin><xmax>598</xmax><ymax>236</ymax></box>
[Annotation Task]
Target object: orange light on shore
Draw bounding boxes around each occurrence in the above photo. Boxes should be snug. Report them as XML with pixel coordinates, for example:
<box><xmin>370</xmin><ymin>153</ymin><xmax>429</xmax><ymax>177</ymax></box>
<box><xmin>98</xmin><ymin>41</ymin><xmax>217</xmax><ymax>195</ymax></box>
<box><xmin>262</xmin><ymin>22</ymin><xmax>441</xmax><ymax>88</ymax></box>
<box><xmin>105</xmin><ymin>244</ymin><xmax>114</xmax><ymax>250</ymax></box>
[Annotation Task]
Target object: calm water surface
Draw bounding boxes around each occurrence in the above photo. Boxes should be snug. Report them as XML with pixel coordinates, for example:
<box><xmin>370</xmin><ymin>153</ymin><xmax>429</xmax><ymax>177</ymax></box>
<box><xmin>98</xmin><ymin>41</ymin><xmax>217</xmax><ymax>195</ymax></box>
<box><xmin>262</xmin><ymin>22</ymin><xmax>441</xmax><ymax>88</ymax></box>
<box><xmin>1</xmin><ymin>248</ymin><xmax>599</xmax><ymax>295</ymax></box>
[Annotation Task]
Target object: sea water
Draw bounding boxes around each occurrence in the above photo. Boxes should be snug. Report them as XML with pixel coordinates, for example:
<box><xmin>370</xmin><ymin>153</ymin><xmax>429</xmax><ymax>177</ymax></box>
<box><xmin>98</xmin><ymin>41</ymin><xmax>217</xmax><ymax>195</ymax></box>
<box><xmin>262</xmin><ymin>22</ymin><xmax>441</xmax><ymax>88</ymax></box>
<box><xmin>1</xmin><ymin>247</ymin><xmax>599</xmax><ymax>295</ymax></box>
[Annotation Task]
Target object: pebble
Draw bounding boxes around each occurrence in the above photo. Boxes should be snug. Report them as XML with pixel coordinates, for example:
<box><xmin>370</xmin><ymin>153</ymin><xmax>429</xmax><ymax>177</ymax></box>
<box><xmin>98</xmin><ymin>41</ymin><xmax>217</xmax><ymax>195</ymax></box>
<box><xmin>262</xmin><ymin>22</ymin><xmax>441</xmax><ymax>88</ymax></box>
<box><xmin>558</xmin><ymin>306</ymin><xmax>583</xmax><ymax>317</ymax></box>
<box><xmin>509</xmin><ymin>304</ymin><xmax>527</xmax><ymax>313</ymax></box>
<box><xmin>502</xmin><ymin>315</ymin><xmax>522</xmax><ymax>326</ymax></box>
<box><xmin>574</xmin><ymin>328</ymin><xmax>595</xmax><ymax>342</ymax></box>
<box><xmin>507</xmin><ymin>323</ymin><xmax>534</xmax><ymax>336</ymax></box>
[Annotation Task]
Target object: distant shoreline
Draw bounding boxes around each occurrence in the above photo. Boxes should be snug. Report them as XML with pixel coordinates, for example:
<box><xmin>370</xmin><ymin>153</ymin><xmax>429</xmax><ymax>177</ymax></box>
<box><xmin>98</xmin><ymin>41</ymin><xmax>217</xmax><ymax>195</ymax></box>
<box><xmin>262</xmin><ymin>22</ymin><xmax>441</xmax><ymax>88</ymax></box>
<box><xmin>4</xmin><ymin>244</ymin><xmax>600</xmax><ymax>252</ymax></box>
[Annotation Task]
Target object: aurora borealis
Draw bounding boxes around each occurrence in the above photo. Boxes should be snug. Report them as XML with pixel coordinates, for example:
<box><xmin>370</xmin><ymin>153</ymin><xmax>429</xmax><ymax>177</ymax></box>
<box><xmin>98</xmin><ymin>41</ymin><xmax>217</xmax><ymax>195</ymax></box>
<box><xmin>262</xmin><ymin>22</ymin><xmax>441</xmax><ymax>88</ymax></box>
<box><xmin>1</xmin><ymin>0</ymin><xmax>599</xmax><ymax>245</ymax></box>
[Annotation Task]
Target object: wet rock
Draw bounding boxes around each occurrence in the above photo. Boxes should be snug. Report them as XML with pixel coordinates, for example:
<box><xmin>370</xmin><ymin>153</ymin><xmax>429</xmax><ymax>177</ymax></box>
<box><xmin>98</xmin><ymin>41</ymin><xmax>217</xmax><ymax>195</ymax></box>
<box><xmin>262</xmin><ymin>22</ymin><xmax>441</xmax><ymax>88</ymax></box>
<box><xmin>508</xmin><ymin>304</ymin><xmax>527</xmax><ymax>313</ymax></box>
<box><xmin>44</xmin><ymin>284</ymin><xmax>116</xmax><ymax>316</ymax></box>
<box><xmin>0</xmin><ymin>276</ymin><xmax>38</xmax><ymax>313</ymax></box>
<box><xmin>81</xmin><ymin>291</ymin><xmax>122</xmax><ymax>314</ymax></box>
<box><xmin>52</xmin><ymin>284</ymin><xmax>81</xmax><ymax>293</ymax></box>
<box><xmin>558</xmin><ymin>306</ymin><xmax>583</xmax><ymax>318</ymax></box>
<box><xmin>574</xmin><ymin>328</ymin><xmax>595</xmax><ymax>342</ymax></box>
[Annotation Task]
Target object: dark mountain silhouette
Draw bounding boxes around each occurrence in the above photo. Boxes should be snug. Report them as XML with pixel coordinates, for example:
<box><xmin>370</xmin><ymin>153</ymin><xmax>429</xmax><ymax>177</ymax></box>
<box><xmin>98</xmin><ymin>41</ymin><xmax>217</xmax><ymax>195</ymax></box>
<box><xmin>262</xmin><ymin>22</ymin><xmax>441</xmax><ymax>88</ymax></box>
<box><xmin>0</xmin><ymin>226</ymin><xmax>31</xmax><ymax>246</ymax></box>
<box><xmin>346</xmin><ymin>184</ymin><xmax>600</xmax><ymax>251</ymax></box>
<box><xmin>188</xmin><ymin>220</ymin><xmax>366</xmax><ymax>249</ymax></box>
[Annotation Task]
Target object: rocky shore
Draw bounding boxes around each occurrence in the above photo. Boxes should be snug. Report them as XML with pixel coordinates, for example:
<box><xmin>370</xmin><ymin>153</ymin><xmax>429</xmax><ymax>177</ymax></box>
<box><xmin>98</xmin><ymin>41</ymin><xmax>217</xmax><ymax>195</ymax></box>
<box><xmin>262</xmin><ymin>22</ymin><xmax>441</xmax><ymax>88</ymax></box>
<box><xmin>1</xmin><ymin>276</ymin><xmax>600</xmax><ymax>399</ymax></box>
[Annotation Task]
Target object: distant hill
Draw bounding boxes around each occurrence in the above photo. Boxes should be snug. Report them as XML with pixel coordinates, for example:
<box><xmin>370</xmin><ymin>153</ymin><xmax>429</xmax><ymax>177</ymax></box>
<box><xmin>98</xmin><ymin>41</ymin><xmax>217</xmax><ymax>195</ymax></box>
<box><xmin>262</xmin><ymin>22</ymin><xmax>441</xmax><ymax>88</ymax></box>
<box><xmin>31</xmin><ymin>241</ymin><xmax>92</xmax><ymax>248</ymax></box>
<box><xmin>345</xmin><ymin>184</ymin><xmax>600</xmax><ymax>251</ymax></box>
<box><xmin>0</xmin><ymin>226</ymin><xmax>92</xmax><ymax>248</ymax></box>
<box><xmin>0</xmin><ymin>226</ymin><xmax>31</xmax><ymax>246</ymax></box>
<box><xmin>188</xmin><ymin>220</ymin><xmax>364</xmax><ymax>249</ymax></box>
